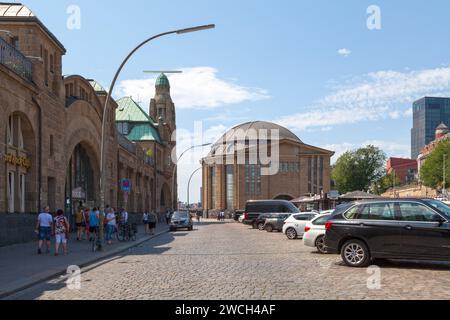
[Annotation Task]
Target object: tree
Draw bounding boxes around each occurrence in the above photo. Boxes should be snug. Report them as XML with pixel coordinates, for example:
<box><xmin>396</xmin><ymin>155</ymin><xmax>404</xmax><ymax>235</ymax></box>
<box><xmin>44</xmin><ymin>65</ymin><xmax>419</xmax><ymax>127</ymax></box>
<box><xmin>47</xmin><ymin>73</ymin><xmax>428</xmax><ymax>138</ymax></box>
<box><xmin>332</xmin><ymin>145</ymin><xmax>387</xmax><ymax>194</ymax></box>
<box><xmin>372</xmin><ymin>173</ymin><xmax>401</xmax><ymax>195</ymax></box>
<box><xmin>420</xmin><ymin>140</ymin><xmax>450</xmax><ymax>190</ymax></box>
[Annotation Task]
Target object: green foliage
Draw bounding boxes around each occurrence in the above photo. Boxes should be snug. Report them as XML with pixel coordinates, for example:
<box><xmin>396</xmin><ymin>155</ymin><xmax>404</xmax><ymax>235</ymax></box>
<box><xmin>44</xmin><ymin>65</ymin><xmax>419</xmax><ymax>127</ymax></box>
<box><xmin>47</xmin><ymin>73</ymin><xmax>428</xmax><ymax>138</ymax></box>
<box><xmin>372</xmin><ymin>173</ymin><xmax>401</xmax><ymax>195</ymax></box>
<box><xmin>420</xmin><ymin>140</ymin><xmax>450</xmax><ymax>190</ymax></box>
<box><xmin>332</xmin><ymin>145</ymin><xmax>387</xmax><ymax>194</ymax></box>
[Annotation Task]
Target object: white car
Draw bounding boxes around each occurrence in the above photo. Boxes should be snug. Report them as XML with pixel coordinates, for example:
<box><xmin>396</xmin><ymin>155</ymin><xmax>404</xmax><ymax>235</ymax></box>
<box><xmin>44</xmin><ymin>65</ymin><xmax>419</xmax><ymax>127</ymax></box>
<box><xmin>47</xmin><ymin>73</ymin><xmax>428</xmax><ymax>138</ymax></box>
<box><xmin>282</xmin><ymin>213</ymin><xmax>317</xmax><ymax>240</ymax></box>
<box><xmin>303</xmin><ymin>213</ymin><xmax>333</xmax><ymax>253</ymax></box>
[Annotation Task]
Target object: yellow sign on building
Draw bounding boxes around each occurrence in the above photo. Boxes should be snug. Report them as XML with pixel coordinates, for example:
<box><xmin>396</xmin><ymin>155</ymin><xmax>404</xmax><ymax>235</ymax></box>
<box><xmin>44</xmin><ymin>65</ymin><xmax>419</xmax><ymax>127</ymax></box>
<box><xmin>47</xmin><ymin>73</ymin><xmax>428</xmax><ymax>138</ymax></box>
<box><xmin>4</xmin><ymin>154</ymin><xmax>32</xmax><ymax>170</ymax></box>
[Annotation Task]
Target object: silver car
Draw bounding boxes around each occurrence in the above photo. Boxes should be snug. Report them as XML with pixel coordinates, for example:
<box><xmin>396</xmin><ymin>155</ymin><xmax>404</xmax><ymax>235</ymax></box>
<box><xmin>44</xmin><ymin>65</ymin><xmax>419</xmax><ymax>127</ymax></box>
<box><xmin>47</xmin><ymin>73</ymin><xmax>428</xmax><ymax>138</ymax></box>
<box><xmin>169</xmin><ymin>211</ymin><xmax>194</xmax><ymax>231</ymax></box>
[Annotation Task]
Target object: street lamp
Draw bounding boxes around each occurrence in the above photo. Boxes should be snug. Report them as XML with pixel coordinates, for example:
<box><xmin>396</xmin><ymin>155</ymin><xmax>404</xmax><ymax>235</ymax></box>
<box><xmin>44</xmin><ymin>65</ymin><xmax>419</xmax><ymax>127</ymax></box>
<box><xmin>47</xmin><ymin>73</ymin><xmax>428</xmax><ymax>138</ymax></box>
<box><xmin>99</xmin><ymin>24</ymin><xmax>215</xmax><ymax>211</ymax></box>
<box><xmin>187</xmin><ymin>167</ymin><xmax>202</xmax><ymax>210</ymax></box>
<box><xmin>171</xmin><ymin>143</ymin><xmax>212</xmax><ymax>211</ymax></box>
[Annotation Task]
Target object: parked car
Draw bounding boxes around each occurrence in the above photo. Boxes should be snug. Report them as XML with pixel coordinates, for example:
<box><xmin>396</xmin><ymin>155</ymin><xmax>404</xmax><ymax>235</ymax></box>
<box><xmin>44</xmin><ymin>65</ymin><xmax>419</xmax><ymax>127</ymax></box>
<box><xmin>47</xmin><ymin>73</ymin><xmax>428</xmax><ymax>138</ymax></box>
<box><xmin>325</xmin><ymin>199</ymin><xmax>450</xmax><ymax>267</ymax></box>
<box><xmin>242</xmin><ymin>200</ymin><xmax>300</xmax><ymax>227</ymax></box>
<box><xmin>264</xmin><ymin>213</ymin><xmax>292</xmax><ymax>232</ymax></box>
<box><xmin>282</xmin><ymin>213</ymin><xmax>318</xmax><ymax>239</ymax></box>
<box><xmin>233</xmin><ymin>210</ymin><xmax>245</xmax><ymax>222</ymax></box>
<box><xmin>303</xmin><ymin>213</ymin><xmax>333</xmax><ymax>253</ymax></box>
<box><xmin>169</xmin><ymin>211</ymin><xmax>194</xmax><ymax>232</ymax></box>
<box><xmin>238</xmin><ymin>214</ymin><xmax>245</xmax><ymax>223</ymax></box>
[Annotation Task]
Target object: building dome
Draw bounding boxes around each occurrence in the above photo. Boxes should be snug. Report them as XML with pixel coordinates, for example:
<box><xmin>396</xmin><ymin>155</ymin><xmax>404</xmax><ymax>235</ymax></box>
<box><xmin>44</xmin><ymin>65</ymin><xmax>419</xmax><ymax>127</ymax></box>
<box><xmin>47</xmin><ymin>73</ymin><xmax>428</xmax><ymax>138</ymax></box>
<box><xmin>155</xmin><ymin>73</ymin><xmax>170</xmax><ymax>87</ymax></box>
<box><xmin>436</xmin><ymin>122</ymin><xmax>449</xmax><ymax>140</ymax></box>
<box><xmin>208</xmin><ymin>121</ymin><xmax>302</xmax><ymax>157</ymax></box>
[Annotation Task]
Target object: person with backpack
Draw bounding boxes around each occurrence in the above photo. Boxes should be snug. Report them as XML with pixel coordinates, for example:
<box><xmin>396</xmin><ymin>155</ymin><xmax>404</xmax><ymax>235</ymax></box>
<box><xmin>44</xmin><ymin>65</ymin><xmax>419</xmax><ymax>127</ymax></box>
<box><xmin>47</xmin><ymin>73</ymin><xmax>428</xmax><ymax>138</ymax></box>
<box><xmin>53</xmin><ymin>209</ymin><xmax>69</xmax><ymax>256</ymax></box>
<box><xmin>148</xmin><ymin>211</ymin><xmax>157</xmax><ymax>235</ymax></box>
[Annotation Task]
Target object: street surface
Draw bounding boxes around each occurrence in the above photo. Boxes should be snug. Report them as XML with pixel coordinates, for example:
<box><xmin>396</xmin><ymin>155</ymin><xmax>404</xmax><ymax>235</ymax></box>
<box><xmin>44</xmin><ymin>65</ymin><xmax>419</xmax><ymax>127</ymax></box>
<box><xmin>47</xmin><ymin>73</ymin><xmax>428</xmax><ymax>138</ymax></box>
<box><xmin>7</xmin><ymin>221</ymin><xmax>450</xmax><ymax>300</ymax></box>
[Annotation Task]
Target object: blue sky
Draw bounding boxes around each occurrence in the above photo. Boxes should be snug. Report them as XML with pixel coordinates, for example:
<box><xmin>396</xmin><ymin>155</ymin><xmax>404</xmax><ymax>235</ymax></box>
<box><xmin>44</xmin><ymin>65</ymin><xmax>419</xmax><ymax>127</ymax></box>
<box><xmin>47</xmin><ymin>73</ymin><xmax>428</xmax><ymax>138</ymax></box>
<box><xmin>22</xmin><ymin>0</ymin><xmax>450</xmax><ymax>202</ymax></box>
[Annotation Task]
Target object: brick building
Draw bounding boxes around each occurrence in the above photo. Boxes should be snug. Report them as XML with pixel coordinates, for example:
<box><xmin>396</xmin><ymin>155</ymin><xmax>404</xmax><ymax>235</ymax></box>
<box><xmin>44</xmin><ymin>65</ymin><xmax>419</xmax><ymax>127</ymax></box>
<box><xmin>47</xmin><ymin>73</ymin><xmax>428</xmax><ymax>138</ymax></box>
<box><xmin>0</xmin><ymin>3</ymin><xmax>176</xmax><ymax>246</ymax></box>
<box><xmin>386</xmin><ymin>158</ymin><xmax>418</xmax><ymax>184</ymax></box>
<box><xmin>201</xmin><ymin>121</ymin><xmax>334</xmax><ymax>213</ymax></box>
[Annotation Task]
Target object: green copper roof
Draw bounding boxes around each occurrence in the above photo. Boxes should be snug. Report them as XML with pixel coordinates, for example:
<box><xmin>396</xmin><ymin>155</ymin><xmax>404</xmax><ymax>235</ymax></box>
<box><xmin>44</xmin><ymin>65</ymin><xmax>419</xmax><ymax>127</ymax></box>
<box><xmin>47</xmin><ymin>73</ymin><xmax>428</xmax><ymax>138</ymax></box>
<box><xmin>156</xmin><ymin>73</ymin><xmax>170</xmax><ymax>87</ymax></box>
<box><xmin>89</xmin><ymin>80</ymin><xmax>106</xmax><ymax>93</ymax></box>
<box><xmin>116</xmin><ymin>96</ymin><xmax>150</xmax><ymax>122</ymax></box>
<box><xmin>127</xmin><ymin>124</ymin><xmax>162</xmax><ymax>143</ymax></box>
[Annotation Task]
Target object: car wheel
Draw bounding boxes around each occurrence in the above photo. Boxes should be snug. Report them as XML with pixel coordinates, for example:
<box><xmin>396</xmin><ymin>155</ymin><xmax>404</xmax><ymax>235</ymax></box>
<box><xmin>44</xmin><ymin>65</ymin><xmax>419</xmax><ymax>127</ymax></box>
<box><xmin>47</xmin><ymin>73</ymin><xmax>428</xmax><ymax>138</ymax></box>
<box><xmin>341</xmin><ymin>239</ymin><xmax>371</xmax><ymax>268</ymax></box>
<box><xmin>265</xmin><ymin>224</ymin><xmax>273</xmax><ymax>233</ymax></box>
<box><xmin>315</xmin><ymin>236</ymin><xmax>327</xmax><ymax>254</ymax></box>
<box><xmin>285</xmin><ymin>228</ymin><xmax>297</xmax><ymax>240</ymax></box>
<box><xmin>258</xmin><ymin>223</ymin><xmax>265</xmax><ymax>231</ymax></box>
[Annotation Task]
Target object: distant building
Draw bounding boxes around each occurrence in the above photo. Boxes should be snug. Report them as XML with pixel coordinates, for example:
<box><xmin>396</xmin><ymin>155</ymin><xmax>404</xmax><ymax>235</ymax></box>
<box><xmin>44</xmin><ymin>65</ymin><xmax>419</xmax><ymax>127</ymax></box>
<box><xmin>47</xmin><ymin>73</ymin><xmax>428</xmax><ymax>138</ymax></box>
<box><xmin>386</xmin><ymin>158</ymin><xmax>418</xmax><ymax>184</ymax></box>
<box><xmin>201</xmin><ymin>121</ymin><xmax>334</xmax><ymax>212</ymax></box>
<box><xmin>418</xmin><ymin>123</ymin><xmax>449</xmax><ymax>176</ymax></box>
<box><xmin>411</xmin><ymin>97</ymin><xmax>450</xmax><ymax>159</ymax></box>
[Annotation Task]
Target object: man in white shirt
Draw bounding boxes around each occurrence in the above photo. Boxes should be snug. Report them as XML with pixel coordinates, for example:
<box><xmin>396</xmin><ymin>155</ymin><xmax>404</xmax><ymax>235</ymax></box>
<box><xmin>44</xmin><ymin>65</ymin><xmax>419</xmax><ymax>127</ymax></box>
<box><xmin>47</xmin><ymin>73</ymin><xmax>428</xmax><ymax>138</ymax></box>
<box><xmin>121</xmin><ymin>209</ymin><xmax>129</xmax><ymax>225</ymax></box>
<box><xmin>35</xmin><ymin>206</ymin><xmax>53</xmax><ymax>255</ymax></box>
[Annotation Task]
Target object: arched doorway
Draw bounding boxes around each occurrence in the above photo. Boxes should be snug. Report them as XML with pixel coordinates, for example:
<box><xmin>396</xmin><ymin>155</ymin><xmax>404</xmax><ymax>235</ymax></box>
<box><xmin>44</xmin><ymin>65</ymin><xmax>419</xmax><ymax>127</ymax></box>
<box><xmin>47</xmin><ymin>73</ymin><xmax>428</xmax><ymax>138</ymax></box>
<box><xmin>4</xmin><ymin>112</ymin><xmax>37</xmax><ymax>213</ymax></box>
<box><xmin>65</xmin><ymin>143</ymin><xmax>99</xmax><ymax>216</ymax></box>
<box><xmin>273</xmin><ymin>194</ymin><xmax>294</xmax><ymax>201</ymax></box>
<box><xmin>160</xmin><ymin>183</ymin><xmax>171</xmax><ymax>212</ymax></box>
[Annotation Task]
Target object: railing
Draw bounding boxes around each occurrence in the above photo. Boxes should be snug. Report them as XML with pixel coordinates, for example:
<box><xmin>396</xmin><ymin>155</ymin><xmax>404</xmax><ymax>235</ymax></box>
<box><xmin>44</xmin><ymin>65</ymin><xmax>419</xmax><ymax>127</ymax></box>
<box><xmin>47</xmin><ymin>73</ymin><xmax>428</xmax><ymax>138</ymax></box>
<box><xmin>0</xmin><ymin>37</ymin><xmax>32</xmax><ymax>82</ymax></box>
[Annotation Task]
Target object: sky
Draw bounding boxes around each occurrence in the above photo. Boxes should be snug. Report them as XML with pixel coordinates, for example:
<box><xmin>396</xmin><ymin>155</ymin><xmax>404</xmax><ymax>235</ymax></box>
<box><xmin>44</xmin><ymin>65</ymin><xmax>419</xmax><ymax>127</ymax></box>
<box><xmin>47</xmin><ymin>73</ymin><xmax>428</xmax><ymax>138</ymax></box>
<box><xmin>20</xmin><ymin>0</ymin><xmax>450</xmax><ymax>203</ymax></box>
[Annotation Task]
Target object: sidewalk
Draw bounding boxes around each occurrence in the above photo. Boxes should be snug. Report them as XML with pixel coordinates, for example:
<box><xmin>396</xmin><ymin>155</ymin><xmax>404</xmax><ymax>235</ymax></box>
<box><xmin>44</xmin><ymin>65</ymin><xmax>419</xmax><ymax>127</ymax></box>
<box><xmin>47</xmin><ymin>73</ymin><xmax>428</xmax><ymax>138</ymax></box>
<box><xmin>0</xmin><ymin>223</ymin><xmax>169</xmax><ymax>298</ymax></box>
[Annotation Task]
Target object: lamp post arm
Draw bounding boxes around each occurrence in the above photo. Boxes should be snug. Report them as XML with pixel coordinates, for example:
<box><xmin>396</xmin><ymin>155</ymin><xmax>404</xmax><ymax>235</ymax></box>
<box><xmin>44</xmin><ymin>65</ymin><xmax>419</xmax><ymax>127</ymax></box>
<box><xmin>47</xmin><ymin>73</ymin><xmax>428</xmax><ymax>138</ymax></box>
<box><xmin>187</xmin><ymin>167</ymin><xmax>202</xmax><ymax>209</ymax></box>
<box><xmin>99</xmin><ymin>30</ymin><xmax>180</xmax><ymax>210</ymax></box>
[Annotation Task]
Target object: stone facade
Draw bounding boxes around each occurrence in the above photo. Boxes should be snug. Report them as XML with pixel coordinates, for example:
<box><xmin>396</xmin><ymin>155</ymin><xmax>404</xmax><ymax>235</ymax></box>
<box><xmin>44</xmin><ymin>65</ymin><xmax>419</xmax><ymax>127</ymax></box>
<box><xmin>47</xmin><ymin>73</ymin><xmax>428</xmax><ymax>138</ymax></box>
<box><xmin>0</xmin><ymin>4</ymin><xmax>176</xmax><ymax>245</ymax></box>
<box><xmin>202</xmin><ymin>121</ymin><xmax>334</xmax><ymax>213</ymax></box>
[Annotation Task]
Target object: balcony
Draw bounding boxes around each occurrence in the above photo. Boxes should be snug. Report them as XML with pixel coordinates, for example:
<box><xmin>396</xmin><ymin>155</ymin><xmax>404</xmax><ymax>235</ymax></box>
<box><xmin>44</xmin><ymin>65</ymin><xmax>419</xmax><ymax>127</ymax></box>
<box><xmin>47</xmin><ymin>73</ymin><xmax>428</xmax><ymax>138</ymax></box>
<box><xmin>0</xmin><ymin>36</ymin><xmax>32</xmax><ymax>82</ymax></box>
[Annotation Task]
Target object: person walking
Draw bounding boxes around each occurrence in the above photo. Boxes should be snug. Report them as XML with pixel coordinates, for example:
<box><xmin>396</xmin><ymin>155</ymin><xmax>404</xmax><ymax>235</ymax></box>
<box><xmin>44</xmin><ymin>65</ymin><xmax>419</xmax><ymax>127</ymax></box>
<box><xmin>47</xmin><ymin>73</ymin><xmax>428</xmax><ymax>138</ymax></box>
<box><xmin>143</xmin><ymin>211</ymin><xmax>150</xmax><ymax>234</ymax></box>
<box><xmin>53</xmin><ymin>209</ymin><xmax>69</xmax><ymax>256</ymax></box>
<box><xmin>148</xmin><ymin>211</ymin><xmax>157</xmax><ymax>235</ymax></box>
<box><xmin>165</xmin><ymin>210</ymin><xmax>171</xmax><ymax>224</ymax></box>
<box><xmin>105</xmin><ymin>208</ymin><xmax>116</xmax><ymax>245</ymax></box>
<box><xmin>83</xmin><ymin>208</ymin><xmax>90</xmax><ymax>240</ymax></box>
<box><xmin>35</xmin><ymin>206</ymin><xmax>53</xmax><ymax>255</ymax></box>
<box><xmin>89</xmin><ymin>208</ymin><xmax>100</xmax><ymax>242</ymax></box>
<box><xmin>75</xmin><ymin>208</ymin><xmax>84</xmax><ymax>241</ymax></box>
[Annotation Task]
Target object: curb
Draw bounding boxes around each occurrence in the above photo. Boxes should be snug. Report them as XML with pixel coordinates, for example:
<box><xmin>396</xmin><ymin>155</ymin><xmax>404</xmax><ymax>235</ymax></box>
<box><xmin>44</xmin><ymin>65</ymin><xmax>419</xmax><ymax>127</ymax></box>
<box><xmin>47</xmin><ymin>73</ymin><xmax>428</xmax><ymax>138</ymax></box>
<box><xmin>0</xmin><ymin>228</ymin><xmax>169</xmax><ymax>299</ymax></box>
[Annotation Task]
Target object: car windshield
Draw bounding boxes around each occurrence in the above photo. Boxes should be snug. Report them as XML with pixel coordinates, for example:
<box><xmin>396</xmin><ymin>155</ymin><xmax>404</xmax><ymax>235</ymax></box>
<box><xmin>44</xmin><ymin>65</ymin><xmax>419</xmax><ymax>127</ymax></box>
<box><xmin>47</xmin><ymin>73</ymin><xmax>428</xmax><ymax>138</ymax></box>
<box><xmin>423</xmin><ymin>199</ymin><xmax>450</xmax><ymax>220</ymax></box>
<box><xmin>173</xmin><ymin>212</ymin><xmax>188</xmax><ymax>219</ymax></box>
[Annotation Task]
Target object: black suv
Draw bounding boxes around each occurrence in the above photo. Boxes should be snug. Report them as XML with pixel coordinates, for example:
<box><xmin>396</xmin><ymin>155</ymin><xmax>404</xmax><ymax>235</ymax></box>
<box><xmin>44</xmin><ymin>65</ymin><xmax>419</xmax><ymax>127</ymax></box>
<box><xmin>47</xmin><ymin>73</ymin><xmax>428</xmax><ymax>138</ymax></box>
<box><xmin>243</xmin><ymin>200</ymin><xmax>300</xmax><ymax>227</ymax></box>
<box><xmin>325</xmin><ymin>199</ymin><xmax>450</xmax><ymax>267</ymax></box>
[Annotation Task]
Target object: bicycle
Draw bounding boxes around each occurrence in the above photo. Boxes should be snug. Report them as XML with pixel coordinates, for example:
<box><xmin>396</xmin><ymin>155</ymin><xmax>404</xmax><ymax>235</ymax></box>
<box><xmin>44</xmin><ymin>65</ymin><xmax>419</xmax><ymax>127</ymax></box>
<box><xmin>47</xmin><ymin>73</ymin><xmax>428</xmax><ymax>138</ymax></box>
<box><xmin>118</xmin><ymin>222</ymin><xmax>137</xmax><ymax>242</ymax></box>
<box><xmin>91</xmin><ymin>227</ymin><xmax>103</xmax><ymax>252</ymax></box>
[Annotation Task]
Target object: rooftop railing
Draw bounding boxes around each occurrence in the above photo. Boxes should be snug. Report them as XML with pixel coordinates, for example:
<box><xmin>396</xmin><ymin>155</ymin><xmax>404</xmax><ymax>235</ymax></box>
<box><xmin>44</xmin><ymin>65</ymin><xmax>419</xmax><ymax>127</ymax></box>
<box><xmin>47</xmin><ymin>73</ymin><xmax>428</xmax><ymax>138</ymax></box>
<box><xmin>0</xmin><ymin>36</ymin><xmax>32</xmax><ymax>82</ymax></box>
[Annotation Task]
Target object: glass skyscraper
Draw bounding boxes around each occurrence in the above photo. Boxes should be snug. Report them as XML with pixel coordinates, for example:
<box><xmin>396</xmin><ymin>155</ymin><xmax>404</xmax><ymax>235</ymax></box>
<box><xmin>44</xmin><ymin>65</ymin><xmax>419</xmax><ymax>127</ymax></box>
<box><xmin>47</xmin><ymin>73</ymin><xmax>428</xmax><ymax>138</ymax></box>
<box><xmin>411</xmin><ymin>97</ymin><xmax>450</xmax><ymax>158</ymax></box>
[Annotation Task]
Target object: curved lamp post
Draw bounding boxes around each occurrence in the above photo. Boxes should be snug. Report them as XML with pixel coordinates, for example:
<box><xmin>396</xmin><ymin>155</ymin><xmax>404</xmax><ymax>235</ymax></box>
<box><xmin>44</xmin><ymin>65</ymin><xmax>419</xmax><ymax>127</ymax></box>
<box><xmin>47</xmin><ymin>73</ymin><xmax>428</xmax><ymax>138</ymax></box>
<box><xmin>187</xmin><ymin>167</ymin><xmax>202</xmax><ymax>210</ymax></box>
<box><xmin>171</xmin><ymin>143</ymin><xmax>212</xmax><ymax>211</ymax></box>
<box><xmin>99</xmin><ymin>24</ymin><xmax>215</xmax><ymax>211</ymax></box>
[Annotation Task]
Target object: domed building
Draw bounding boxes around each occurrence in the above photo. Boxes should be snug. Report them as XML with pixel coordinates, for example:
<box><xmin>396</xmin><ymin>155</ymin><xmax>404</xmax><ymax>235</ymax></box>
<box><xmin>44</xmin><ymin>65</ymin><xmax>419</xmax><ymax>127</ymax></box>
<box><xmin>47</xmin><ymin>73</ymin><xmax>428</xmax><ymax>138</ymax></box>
<box><xmin>201</xmin><ymin>121</ymin><xmax>335</xmax><ymax>212</ymax></box>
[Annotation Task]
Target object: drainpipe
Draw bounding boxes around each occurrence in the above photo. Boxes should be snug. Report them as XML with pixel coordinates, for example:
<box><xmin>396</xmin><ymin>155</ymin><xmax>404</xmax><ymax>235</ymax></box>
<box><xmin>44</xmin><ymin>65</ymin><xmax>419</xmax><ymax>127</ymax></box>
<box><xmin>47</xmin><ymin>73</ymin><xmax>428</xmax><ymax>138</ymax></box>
<box><xmin>31</xmin><ymin>97</ymin><xmax>42</xmax><ymax>214</ymax></box>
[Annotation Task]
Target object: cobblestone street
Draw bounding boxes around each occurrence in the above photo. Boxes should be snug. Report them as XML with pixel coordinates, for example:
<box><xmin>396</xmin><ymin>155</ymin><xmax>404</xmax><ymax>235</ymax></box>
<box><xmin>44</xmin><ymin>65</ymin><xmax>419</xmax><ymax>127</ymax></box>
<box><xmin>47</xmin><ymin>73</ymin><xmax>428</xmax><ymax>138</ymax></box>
<box><xmin>7</xmin><ymin>221</ymin><xmax>450</xmax><ymax>300</ymax></box>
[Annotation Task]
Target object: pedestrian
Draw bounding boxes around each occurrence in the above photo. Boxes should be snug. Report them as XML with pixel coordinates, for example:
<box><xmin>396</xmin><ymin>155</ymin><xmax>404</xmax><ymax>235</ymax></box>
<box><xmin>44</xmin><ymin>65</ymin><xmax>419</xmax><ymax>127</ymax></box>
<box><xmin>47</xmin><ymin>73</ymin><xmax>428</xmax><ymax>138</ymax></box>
<box><xmin>143</xmin><ymin>211</ymin><xmax>150</xmax><ymax>234</ymax></box>
<box><xmin>105</xmin><ymin>208</ymin><xmax>116</xmax><ymax>245</ymax></box>
<box><xmin>83</xmin><ymin>208</ymin><xmax>90</xmax><ymax>240</ymax></box>
<box><xmin>53</xmin><ymin>209</ymin><xmax>69</xmax><ymax>256</ymax></box>
<box><xmin>148</xmin><ymin>211</ymin><xmax>157</xmax><ymax>235</ymax></box>
<box><xmin>75</xmin><ymin>207</ymin><xmax>84</xmax><ymax>241</ymax></box>
<box><xmin>35</xmin><ymin>206</ymin><xmax>53</xmax><ymax>255</ymax></box>
<box><xmin>89</xmin><ymin>207</ymin><xmax>100</xmax><ymax>242</ymax></box>
<box><xmin>165</xmin><ymin>210</ymin><xmax>171</xmax><ymax>224</ymax></box>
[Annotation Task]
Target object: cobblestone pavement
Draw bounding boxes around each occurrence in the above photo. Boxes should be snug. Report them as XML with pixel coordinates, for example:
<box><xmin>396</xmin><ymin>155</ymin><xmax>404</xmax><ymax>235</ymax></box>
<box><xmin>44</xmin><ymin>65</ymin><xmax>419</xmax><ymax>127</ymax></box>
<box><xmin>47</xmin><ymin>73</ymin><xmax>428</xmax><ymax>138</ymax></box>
<box><xmin>7</xmin><ymin>220</ymin><xmax>450</xmax><ymax>300</ymax></box>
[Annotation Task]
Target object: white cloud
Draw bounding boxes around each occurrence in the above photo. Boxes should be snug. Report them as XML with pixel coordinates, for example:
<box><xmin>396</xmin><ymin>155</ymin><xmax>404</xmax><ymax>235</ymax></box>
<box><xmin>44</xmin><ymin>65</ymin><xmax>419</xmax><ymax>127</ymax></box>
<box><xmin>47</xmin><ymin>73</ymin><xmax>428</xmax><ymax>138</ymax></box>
<box><xmin>322</xmin><ymin>140</ymin><xmax>410</xmax><ymax>164</ymax></box>
<box><xmin>338</xmin><ymin>48</ymin><xmax>352</xmax><ymax>57</ymax></box>
<box><xmin>276</xmin><ymin>66</ymin><xmax>450</xmax><ymax>132</ymax></box>
<box><xmin>175</xmin><ymin>124</ymin><xmax>229</xmax><ymax>204</ymax></box>
<box><xmin>117</xmin><ymin>67</ymin><xmax>270</xmax><ymax>110</ymax></box>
